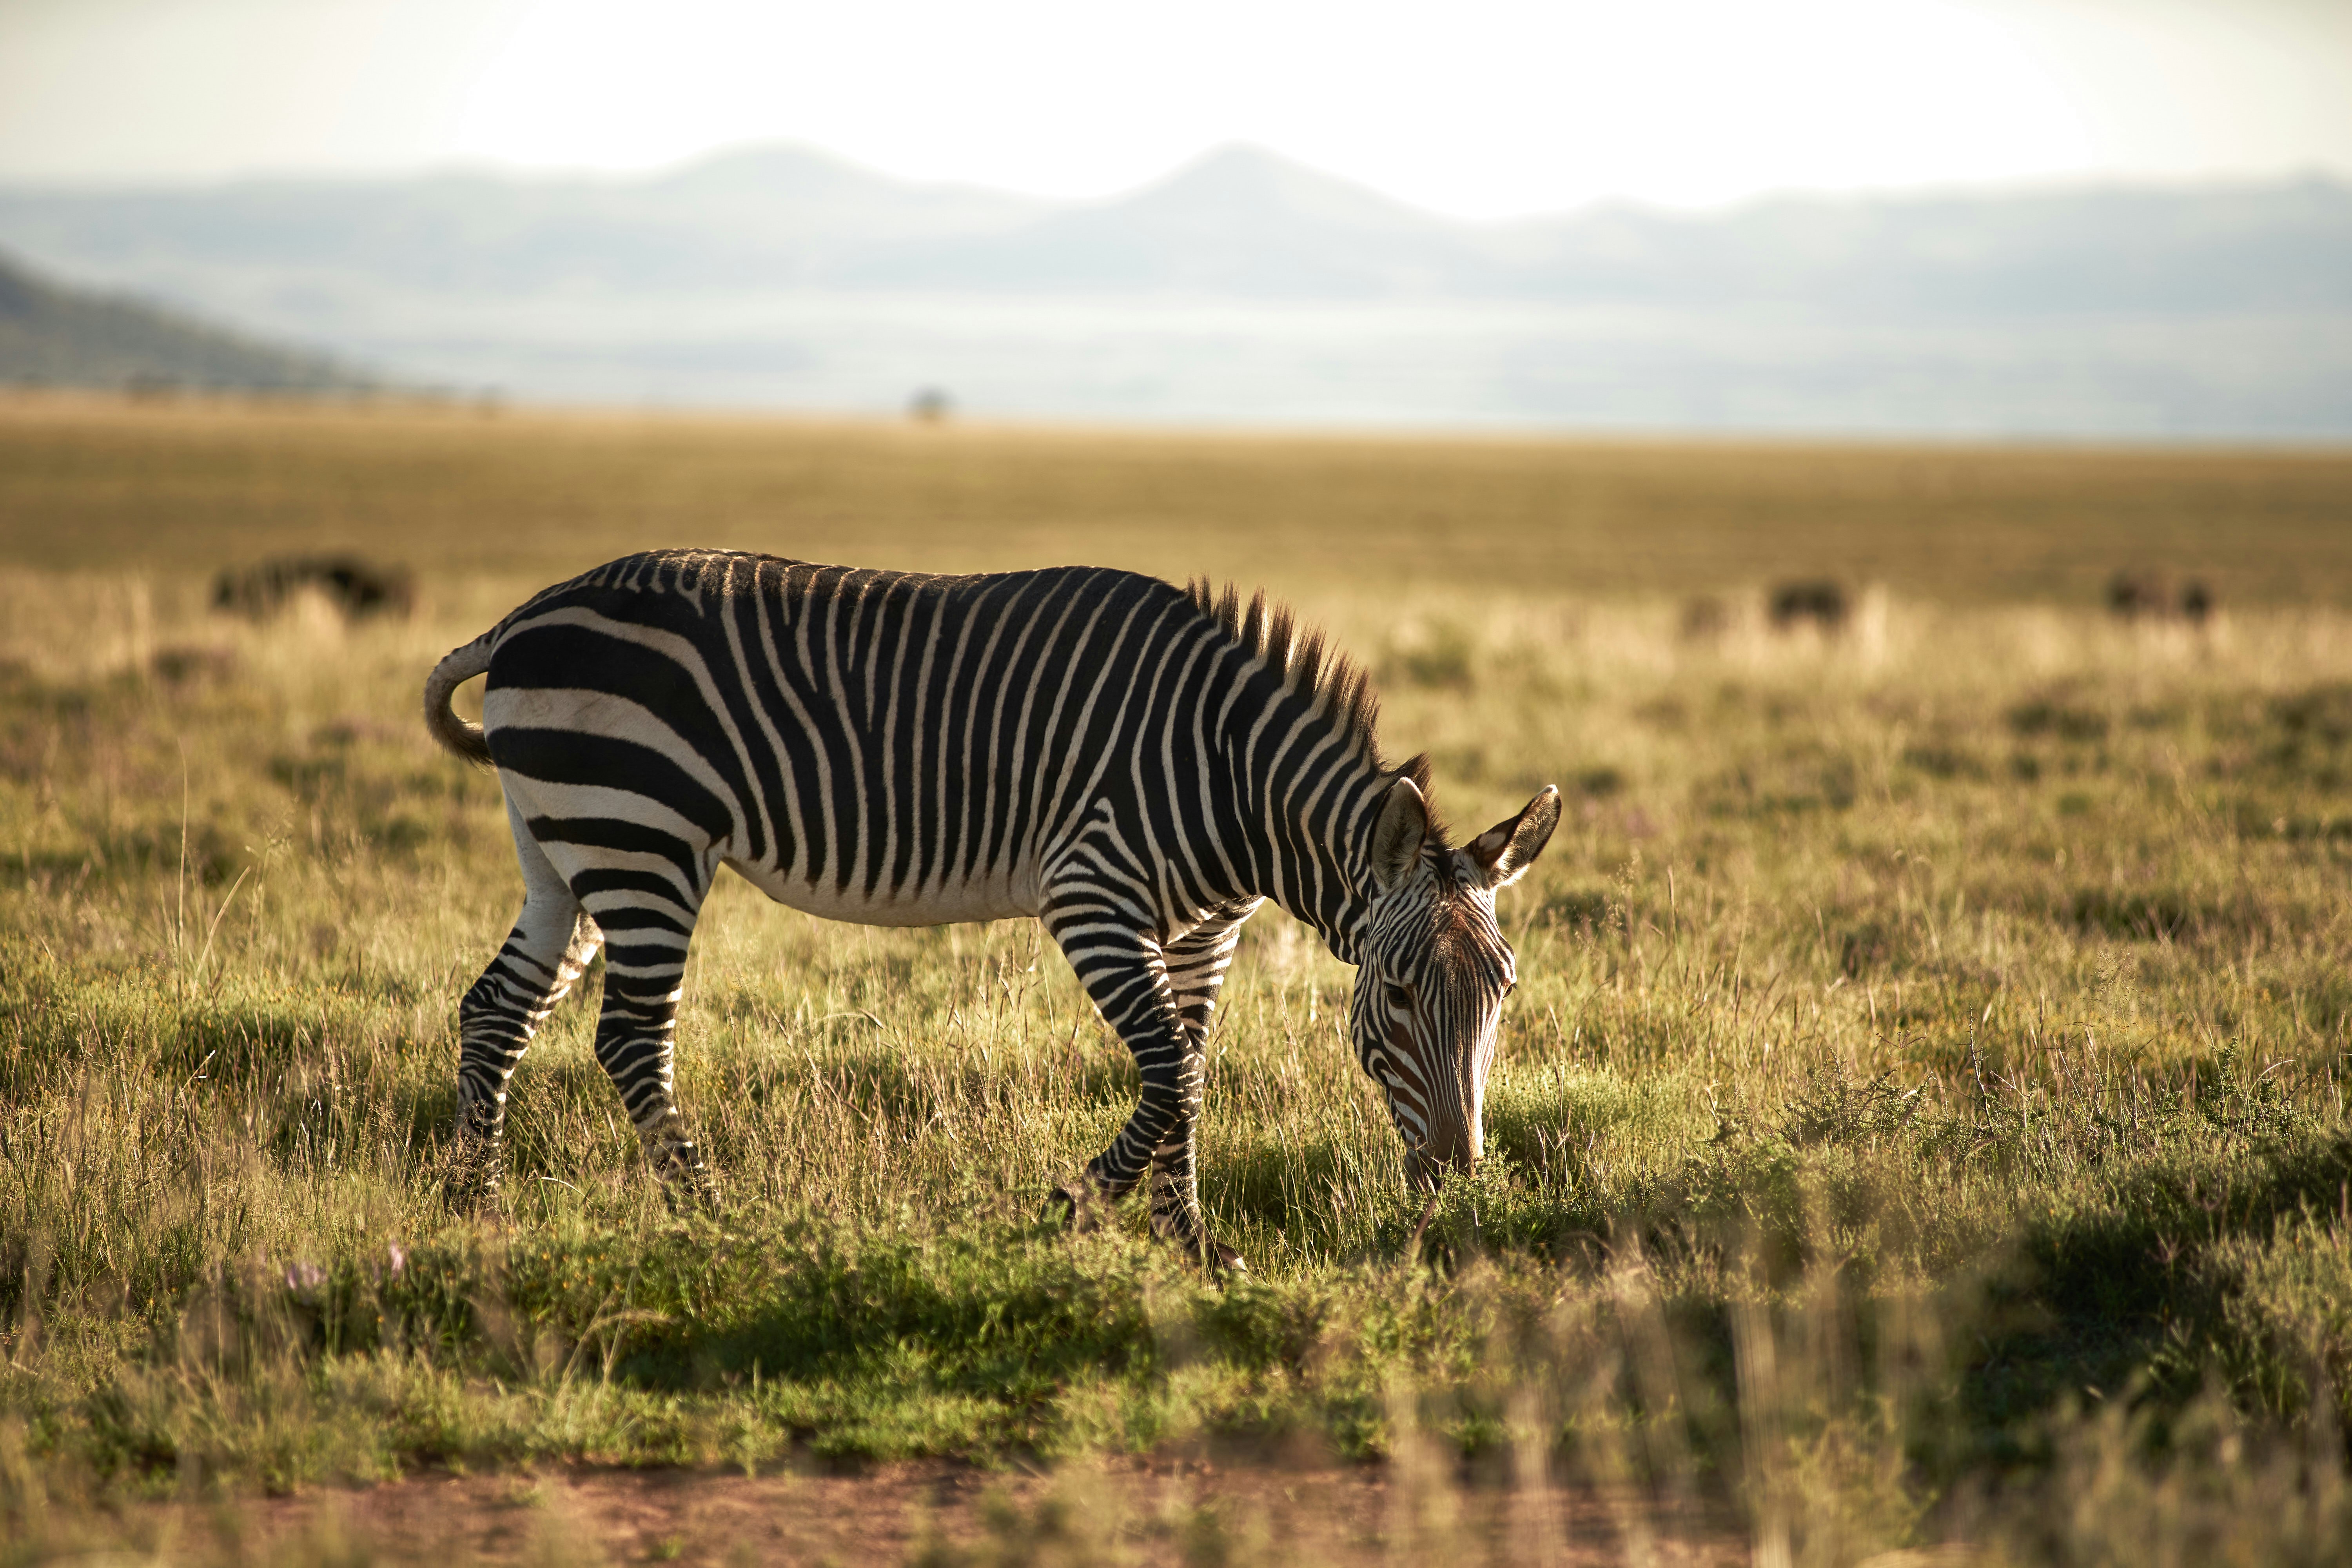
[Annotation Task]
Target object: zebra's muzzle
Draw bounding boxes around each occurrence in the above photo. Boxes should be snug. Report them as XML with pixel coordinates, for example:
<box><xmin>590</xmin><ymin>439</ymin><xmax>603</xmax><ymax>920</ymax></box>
<box><xmin>1403</xmin><ymin>1121</ymin><xmax>1480</xmax><ymax>1191</ymax></box>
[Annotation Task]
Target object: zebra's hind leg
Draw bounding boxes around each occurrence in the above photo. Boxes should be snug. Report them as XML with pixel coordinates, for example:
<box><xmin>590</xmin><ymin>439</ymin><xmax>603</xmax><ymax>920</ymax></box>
<box><xmin>449</xmin><ymin>797</ymin><xmax>604</xmax><ymax>1210</ymax></box>
<box><xmin>575</xmin><ymin>874</ymin><xmax>718</xmax><ymax>1211</ymax></box>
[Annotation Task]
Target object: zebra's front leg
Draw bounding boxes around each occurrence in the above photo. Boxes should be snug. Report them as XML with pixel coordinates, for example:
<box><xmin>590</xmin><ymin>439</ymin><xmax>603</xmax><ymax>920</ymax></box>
<box><xmin>1145</xmin><ymin>906</ymin><xmax>1257</xmax><ymax>1271</ymax></box>
<box><xmin>1040</xmin><ymin>896</ymin><xmax>1247</xmax><ymax>1271</ymax></box>
<box><xmin>448</xmin><ymin>814</ymin><xmax>603</xmax><ymax>1212</ymax></box>
<box><xmin>1140</xmin><ymin>1038</ymin><xmax>1238</xmax><ymax>1270</ymax></box>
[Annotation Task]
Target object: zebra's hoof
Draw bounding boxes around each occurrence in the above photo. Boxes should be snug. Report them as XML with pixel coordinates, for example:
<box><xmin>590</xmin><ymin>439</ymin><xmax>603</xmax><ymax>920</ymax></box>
<box><xmin>1175</xmin><ymin>1234</ymin><xmax>1247</xmax><ymax>1274</ymax></box>
<box><xmin>442</xmin><ymin>1142</ymin><xmax>503</xmax><ymax>1215</ymax></box>
<box><xmin>660</xmin><ymin>1169</ymin><xmax>723</xmax><ymax>1218</ymax></box>
<box><xmin>1042</xmin><ymin>1181</ymin><xmax>1103</xmax><ymax>1233</ymax></box>
<box><xmin>442</xmin><ymin>1170</ymin><xmax>500</xmax><ymax>1217</ymax></box>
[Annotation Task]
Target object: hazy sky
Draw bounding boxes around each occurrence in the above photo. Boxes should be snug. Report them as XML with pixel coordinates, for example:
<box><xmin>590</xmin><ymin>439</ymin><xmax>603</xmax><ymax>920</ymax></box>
<box><xmin>2</xmin><ymin>0</ymin><xmax>2348</xmax><ymax>216</ymax></box>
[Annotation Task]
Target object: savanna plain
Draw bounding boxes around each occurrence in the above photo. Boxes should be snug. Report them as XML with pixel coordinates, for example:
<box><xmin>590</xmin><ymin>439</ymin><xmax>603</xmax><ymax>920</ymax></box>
<box><xmin>5</xmin><ymin>397</ymin><xmax>2352</xmax><ymax>1565</ymax></box>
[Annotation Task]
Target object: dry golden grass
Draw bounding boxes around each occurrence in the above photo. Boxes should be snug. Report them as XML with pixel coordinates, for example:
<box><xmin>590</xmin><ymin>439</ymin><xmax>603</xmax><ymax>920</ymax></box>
<box><xmin>6</xmin><ymin>391</ymin><xmax>2351</xmax><ymax>606</ymax></box>
<box><xmin>5</xmin><ymin>395</ymin><xmax>2352</xmax><ymax>1566</ymax></box>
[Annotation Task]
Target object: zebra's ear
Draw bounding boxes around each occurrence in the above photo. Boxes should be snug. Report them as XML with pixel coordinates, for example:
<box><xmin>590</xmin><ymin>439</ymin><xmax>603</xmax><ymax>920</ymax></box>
<box><xmin>1469</xmin><ymin>786</ymin><xmax>1561</xmax><ymax>891</ymax></box>
<box><xmin>1369</xmin><ymin>777</ymin><xmax>1429</xmax><ymax>893</ymax></box>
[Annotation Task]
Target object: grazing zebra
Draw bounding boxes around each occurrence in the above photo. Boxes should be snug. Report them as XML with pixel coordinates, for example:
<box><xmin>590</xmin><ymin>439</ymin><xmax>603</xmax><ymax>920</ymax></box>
<box><xmin>424</xmin><ymin>550</ymin><xmax>1557</xmax><ymax>1269</ymax></box>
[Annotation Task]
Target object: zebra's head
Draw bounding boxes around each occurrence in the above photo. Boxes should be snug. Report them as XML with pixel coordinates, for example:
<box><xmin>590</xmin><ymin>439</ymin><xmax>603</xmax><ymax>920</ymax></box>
<box><xmin>1349</xmin><ymin>777</ymin><xmax>1561</xmax><ymax>1190</ymax></box>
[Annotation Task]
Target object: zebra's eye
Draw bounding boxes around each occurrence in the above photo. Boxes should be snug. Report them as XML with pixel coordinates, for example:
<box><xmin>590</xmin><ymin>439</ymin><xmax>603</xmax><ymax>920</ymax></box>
<box><xmin>1382</xmin><ymin>982</ymin><xmax>1412</xmax><ymax>1011</ymax></box>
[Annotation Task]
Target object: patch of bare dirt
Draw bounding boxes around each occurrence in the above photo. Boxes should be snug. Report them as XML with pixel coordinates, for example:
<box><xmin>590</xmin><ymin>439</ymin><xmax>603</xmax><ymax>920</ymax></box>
<box><xmin>196</xmin><ymin>1458</ymin><xmax>1749</xmax><ymax>1565</ymax></box>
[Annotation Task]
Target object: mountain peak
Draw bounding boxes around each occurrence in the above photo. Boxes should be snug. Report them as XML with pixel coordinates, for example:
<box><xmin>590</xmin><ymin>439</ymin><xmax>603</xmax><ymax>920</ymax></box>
<box><xmin>628</xmin><ymin>140</ymin><xmax>1044</xmax><ymax>240</ymax></box>
<box><xmin>1109</xmin><ymin>143</ymin><xmax>1446</xmax><ymax>233</ymax></box>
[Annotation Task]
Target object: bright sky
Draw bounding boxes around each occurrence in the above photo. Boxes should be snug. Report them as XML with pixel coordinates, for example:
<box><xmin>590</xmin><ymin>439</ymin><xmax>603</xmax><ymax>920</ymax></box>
<box><xmin>2</xmin><ymin>0</ymin><xmax>2348</xmax><ymax>217</ymax></box>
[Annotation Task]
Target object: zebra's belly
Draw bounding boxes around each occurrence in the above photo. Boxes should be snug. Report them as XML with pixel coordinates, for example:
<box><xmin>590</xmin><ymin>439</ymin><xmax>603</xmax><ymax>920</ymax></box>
<box><xmin>728</xmin><ymin>858</ymin><xmax>1038</xmax><ymax>928</ymax></box>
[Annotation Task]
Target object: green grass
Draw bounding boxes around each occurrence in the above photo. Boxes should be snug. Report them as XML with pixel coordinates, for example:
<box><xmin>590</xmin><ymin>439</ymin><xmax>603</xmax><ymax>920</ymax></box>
<box><xmin>5</xmin><ymin>399</ymin><xmax>2352</xmax><ymax>1563</ymax></box>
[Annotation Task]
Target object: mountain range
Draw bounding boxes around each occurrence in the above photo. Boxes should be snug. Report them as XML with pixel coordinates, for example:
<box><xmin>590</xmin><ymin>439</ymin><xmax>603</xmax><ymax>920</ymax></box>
<box><xmin>3</xmin><ymin>143</ymin><xmax>2348</xmax><ymax>434</ymax></box>
<box><xmin>0</xmin><ymin>247</ymin><xmax>369</xmax><ymax>393</ymax></box>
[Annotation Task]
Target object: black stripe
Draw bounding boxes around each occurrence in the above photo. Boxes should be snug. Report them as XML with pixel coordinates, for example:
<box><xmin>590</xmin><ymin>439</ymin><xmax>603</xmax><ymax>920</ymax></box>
<box><xmin>492</xmin><ymin>727</ymin><xmax>734</xmax><ymax>842</ymax></box>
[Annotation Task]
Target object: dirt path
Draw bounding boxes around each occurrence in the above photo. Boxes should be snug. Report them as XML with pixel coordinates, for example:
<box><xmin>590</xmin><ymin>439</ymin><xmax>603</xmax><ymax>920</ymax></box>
<box><xmin>194</xmin><ymin>1459</ymin><xmax>1749</xmax><ymax>1565</ymax></box>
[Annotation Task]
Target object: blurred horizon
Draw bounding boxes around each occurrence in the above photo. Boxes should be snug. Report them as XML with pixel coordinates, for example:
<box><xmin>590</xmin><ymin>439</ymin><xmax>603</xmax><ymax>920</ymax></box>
<box><xmin>9</xmin><ymin>129</ymin><xmax>2351</xmax><ymax>220</ymax></box>
<box><xmin>8</xmin><ymin>139</ymin><xmax>2349</xmax><ymax>439</ymax></box>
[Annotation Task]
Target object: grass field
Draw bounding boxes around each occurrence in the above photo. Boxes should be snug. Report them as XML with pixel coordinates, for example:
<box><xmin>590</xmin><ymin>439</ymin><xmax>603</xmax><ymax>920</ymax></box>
<box><xmin>5</xmin><ymin>395</ymin><xmax>2352</xmax><ymax>1563</ymax></box>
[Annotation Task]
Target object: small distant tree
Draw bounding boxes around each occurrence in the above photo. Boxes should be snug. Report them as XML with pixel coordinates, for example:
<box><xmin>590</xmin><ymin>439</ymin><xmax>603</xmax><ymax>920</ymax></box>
<box><xmin>908</xmin><ymin>387</ymin><xmax>952</xmax><ymax>423</ymax></box>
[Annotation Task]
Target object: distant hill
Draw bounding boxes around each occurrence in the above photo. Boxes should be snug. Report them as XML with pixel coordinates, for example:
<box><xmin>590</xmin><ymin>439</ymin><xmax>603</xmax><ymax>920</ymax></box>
<box><xmin>0</xmin><ymin>247</ymin><xmax>371</xmax><ymax>392</ymax></box>
<box><xmin>6</xmin><ymin>143</ymin><xmax>2346</xmax><ymax>310</ymax></box>
<box><xmin>1</xmin><ymin>144</ymin><xmax>2347</xmax><ymax>434</ymax></box>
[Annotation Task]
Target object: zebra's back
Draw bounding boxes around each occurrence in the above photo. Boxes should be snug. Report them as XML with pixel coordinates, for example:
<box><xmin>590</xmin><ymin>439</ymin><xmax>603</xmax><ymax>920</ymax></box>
<box><xmin>479</xmin><ymin>549</ymin><xmax>1219</xmax><ymax>927</ymax></box>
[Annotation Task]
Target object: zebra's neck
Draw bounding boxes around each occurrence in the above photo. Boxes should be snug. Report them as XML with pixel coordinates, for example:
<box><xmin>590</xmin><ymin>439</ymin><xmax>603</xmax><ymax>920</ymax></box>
<box><xmin>1284</xmin><ymin>769</ymin><xmax>1390</xmax><ymax>965</ymax></box>
<box><xmin>1224</xmin><ymin>679</ymin><xmax>1392</xmax><ymax>965</ymax></box>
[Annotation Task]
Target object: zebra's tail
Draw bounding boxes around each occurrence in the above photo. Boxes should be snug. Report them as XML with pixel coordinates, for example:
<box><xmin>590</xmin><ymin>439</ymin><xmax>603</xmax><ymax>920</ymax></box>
<box><xmin>423</xmin><ymin>632</ymin><xmax>497</xmax><ymax>768</ymax></box>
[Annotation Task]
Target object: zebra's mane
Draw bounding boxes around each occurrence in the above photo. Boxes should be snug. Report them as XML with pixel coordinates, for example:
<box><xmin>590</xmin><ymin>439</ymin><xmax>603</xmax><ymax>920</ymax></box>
<box><xmin>1185</xmin><ymin>579</ymin><xmax>1444</xmax><ymax>843</ymax></box>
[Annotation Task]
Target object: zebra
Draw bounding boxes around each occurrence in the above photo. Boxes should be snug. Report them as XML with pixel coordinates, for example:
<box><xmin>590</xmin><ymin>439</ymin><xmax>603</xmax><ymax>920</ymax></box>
<box><xmin>423</xmin><ymin>549</ymin><xmax>1558</xmax><ymax>1269</ymax></box>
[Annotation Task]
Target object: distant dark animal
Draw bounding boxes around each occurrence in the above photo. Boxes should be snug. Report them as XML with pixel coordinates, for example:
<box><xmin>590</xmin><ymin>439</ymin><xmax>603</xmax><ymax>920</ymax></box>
<box><xmin>2106</xmin><ymin>570</ymin><xmax>2167</xmax><ymax>619</ymax></box>
<box><xmin>907</xmin><ymin>387</ymin><xmax>953</xmax><ymax>423</ymax></box>
<box><xmin>2106</xmin><ymin>570</ymin><xmax>2217</xmax><ymax>625</ymax></box>
<box><xmin>1768</xmin><ymin>579</ymin><xmax>1848</xmax><ymax>632</ymax></box>
<box><xmin>422</xmin><ymin>550</ymin><xmax>1559</xmax><ymax>1270</ymax></box>
<box><xmin>213</xmin><ymin>555</ymin><xmax>415</xmax><ymax>621</ymax></box>
<box><xmin>1679</xmin><ymin>595</ymin><xmax>1730</xmax><ymax>641</ymax></box>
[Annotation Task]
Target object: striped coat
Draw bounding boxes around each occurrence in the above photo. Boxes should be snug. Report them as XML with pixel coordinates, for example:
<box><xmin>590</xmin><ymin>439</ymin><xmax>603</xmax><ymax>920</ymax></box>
<box><xmin>426</xmin><ymin>550</ymin><xmax>1557</xmax><ymax>1267</ymax></box>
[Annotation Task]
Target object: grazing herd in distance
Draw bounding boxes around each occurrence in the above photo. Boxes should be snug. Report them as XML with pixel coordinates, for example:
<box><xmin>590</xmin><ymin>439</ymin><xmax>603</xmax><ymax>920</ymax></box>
<box><xmin>2104</xmin><ymin>570</ymin><xmax>2217</xmax><ymax>626</ymax></box>
<box><xmin>205</xmin><ymin>554</ymin><xmax>2221</xmax><ymax>637</ymax></box>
